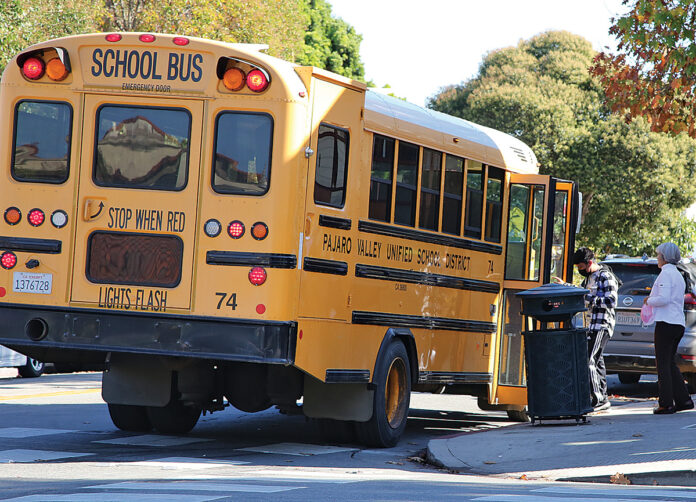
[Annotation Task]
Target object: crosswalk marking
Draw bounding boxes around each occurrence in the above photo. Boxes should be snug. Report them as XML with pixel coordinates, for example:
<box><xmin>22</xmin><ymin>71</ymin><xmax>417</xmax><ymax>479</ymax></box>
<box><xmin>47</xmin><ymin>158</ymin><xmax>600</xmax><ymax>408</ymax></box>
<box><xmin>124</xmin><ymin>457</ymin><xmax>250</xmax><ymax>469</ymax></box>
<box><xmin>0</xmin><ymin>449</ymin><xmax>93</xmax><ymax>463</ymax></box>
<box><xmin>536</xmin><ymin>486</ymin><xmax>696</xmax><ymax>499</ymax></box>
<box><xmin>0</xmin><ymin>494</ymin><xmax>222</xmax><ymax>502</ymax></box>
<box><xmin>237</xmin><ymin>442</ymin><xmax>356</xmax><ymax>456</ymax></box>
<box><xmin>87</xmin><ymin>481</ymin><xmax>303</xmax><ymax>493</ymax></box>
<box><xmin>94</xmin><ymin>434</ymin><xmax>213</xmax><ymax>447</ymax></box>
<box><xmin>0</xmin><ymin>427</ymin><xmax>76</xmax><ymax>438</ymax></box>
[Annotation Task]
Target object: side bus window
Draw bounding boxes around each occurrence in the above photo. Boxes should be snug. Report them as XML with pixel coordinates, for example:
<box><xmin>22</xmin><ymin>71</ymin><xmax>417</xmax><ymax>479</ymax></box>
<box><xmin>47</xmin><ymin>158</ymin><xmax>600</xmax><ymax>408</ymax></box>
<box><xmin>212</xmin><ymin>111</ymin><xmax>273</xmax><ymax>195</ymax></box>
<box><xmin>442</xmin><ymin>154</ymin><xmax>464</xmax><ymax>235</ymax></box>
<box><xmin>419</xmin><ymin>148</ymin><xmax>442</xmax><ymax>231</ymax></box>
<box><xmin>369</xmin><ymin>134</ymin><xmax>395</xmax><ymax>222</ymax></box>
<box><xmin>394</xmin><ymin>141</ymin><xmax>419</xmax><ymax>227</ymax></box>
<box><xmin>464</xmin><ymin>161</ymin><xmax>484</xmax><ymax>239</ymax></box>
<box><xmin>314</xmin><ymin>123</ymin><xmax>349</xmax><ymax>207</ymax></box>
<box><xmin>12</xmin><ymin>100</ymin><xmax>72</xmax><ymax>183</ymax></box>
<box><xmin>94</xmin><ymin>105</ymin><xmax>191</xmax><ymax>191</ymax></box>
<box><xmin>485</xmin><ymin>166</ymin><xmax>505</xmax><ymax>243</ymax></box>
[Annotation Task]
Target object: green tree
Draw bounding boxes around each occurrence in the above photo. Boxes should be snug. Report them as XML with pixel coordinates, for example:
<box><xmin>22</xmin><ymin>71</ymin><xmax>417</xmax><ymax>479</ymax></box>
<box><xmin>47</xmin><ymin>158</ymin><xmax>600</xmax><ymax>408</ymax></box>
<box><xmin>590</xmin><ymin>0</ymin><xmax>696</xmax><ymax>136</ymax></box>
<box><xmin>428</xmin><ymin>30</ymin><xmax>696</xmax><ymax>256</ymax></box>
<box><xmin>297</xmin><ymin>0</ymin><xmax>364</xmax><ymax>80</ymax></box>
<box><xmin>0</xmin><ymin>0</ymin><xmax>102</xmax><ymax>73</ymax></box>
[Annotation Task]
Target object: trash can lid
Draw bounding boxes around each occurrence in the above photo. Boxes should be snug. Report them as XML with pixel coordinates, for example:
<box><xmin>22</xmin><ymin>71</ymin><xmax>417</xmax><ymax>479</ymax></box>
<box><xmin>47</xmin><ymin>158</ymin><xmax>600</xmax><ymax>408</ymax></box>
<box><xmin>515</xmin><ymin>282</ymin><xmax>589</xmax><ymax>298</ymax></box>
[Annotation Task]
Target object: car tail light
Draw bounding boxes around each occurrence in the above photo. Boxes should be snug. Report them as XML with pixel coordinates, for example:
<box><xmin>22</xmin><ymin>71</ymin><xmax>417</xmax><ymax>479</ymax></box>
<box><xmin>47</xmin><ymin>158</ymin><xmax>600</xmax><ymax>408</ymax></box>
<box><xmin>251</xmin><ymin>222</ymin><xmax>268</xmax><ymax>240</ymax></box>
<box><xmin>249</xmin><ymin>266</ymin><xmax>267</xmax><ymax>286</ymax></box>
<box><xmin>223</xmin><ymin>68</ymin><xmax>246</xmax><ymax>91</ymax></box>
<box><xmin>5</xmin><ymin>207</ymin><xmax>21</xmax><ymax>225</ymax></box>
<box><xmin>227</xmin><ymin>220</ymin><xmax>245</xmax><ymax>239</ymax></box>
<box><xmin>46</xmin><ymin>58</ymin><xmax>69</xmax><ymax>81</ymax></box>
<box><xmin>1</xmin><ymin>251</ymin><xmax>17</xmax><ymax>270</ymax></box>
<box><xmin>22</xmin><ymin>57</ymin><xmax>45</xmax><ymax>80</ymax></box>
<box><xmin>679</xmin><ymin>354</ymin><xmax>696</xmax><ymax>361</ymax></box>
<box><xmin>685</xmin><ymin>293</ymin><xmax>696</xmax><ymax>310</ymax></box>
<box><xmin>246</xmin><ymin>69</ymin><xmax>269</xmax><ymax>92</ymax></box>
<box><xmin>28</xmin><ymin>208</ymin><xmax>45</xmax><ymax>227</ymax></box>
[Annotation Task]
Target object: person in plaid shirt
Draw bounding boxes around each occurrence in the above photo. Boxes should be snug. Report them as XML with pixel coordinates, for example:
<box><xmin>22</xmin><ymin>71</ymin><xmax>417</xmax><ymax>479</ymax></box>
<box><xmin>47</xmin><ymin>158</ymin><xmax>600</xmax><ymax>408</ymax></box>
<box><xmin>574</xmin><ymin>247</ymin><xmax>618</xmax><ymax>411</ymax></box>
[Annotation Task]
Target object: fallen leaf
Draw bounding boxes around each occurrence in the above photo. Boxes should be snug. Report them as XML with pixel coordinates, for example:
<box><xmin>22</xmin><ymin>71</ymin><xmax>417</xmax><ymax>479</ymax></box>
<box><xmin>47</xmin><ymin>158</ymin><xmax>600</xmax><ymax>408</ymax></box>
<box><xmin>632</xmin><ymin>433</ymin><xmax>643</xmax><ymax>437</ymax></box>
<box><xmin>610</xmin><ymin>472</ymin><xmax>631</xmax><ymax>485</ymax></box>
<box><xmin>519</xmin><ymin>474</ymin><xmax>528</xmax><ymax>480</ymax></box>
<box><xmin>483</xmin><ymin>461</ymin><xmax>497</xmax><ymax>464</ymax></box>
<box><xmin>386</xmin><ymin>461</ymin><xmax>404</xmax><ymax>465</ymax></box>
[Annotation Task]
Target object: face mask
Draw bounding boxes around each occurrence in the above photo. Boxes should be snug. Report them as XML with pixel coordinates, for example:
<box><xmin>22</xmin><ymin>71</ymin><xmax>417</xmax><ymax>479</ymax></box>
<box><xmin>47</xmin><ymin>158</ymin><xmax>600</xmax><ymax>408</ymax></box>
<box><xmin>578</xmin><ymin>268</ymin><xmax>590</xmax><ymax>277</ymax></box>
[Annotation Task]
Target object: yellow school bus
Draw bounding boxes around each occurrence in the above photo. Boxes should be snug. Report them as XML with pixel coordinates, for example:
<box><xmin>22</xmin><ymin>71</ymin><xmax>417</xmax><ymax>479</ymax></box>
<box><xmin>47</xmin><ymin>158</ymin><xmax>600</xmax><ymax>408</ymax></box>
<box><xmin>0</xmin><ymin>33</ymin><xmax>579</xmax><ymax>446</ymax></box>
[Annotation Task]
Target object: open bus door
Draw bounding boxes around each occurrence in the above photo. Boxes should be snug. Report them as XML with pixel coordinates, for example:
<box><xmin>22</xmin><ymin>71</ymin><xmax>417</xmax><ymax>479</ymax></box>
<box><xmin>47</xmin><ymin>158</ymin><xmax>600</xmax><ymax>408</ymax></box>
<box><xmin>490</xmin><ymin>175</ymin><xmax>579</xmax><ymax>409</ymax></box>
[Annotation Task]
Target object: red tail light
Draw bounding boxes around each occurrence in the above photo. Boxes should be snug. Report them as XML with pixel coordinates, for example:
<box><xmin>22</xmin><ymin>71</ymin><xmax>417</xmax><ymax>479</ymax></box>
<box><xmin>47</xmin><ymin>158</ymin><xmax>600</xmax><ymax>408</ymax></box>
<box><xmin>22</xmin><ymin>57</ymin><xmax>45</xmax><ymax>80</ymax></box>
<box><xmin>1</xmin><ymin>251</ymin><xmax>17</xmax><ymax>270</ymax></box>
<box><xmin>249</xmin><ymin>266</ymin><xmax>267</xmax><ymax>286</ymax></box>
<box><xmin>246</xmin><ymin>69</ymin><xmax>269</xmax><ymax>92</ymax></box>
<box><xmin>28</xmin><ymin>208</ymin><xmax>45</xmax><ymax>227</ymax></box>
<box><xmin>227</xmin><ymin>220</ymin><xmax>245</xmax><ymax>239</ymax></box>
<box><xmin>680</xmin><ymin>354</ymin><xmax>696</xmax><ymax>361</ymax></box>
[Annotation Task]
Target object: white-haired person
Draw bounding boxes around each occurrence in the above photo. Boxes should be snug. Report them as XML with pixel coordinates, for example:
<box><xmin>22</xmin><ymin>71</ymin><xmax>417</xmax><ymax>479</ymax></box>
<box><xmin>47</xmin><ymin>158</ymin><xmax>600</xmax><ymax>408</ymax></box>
<box><xmin>645</xmin><ymin>242</ymin><xmax>694</xmax><ymax>414</ymax></box>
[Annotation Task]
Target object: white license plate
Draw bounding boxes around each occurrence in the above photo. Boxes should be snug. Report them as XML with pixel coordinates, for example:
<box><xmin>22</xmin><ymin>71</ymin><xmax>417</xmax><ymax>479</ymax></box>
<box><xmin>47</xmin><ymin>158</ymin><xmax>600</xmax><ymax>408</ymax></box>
<box><xmin>616</xmin><ymin>311</ymin><xmax>643</xmax><ymax>326</ymax></box>
<box><xmin>13</xmin><ymin>272</ymin><xmax>53</xmax><ymax>294</ymax></box>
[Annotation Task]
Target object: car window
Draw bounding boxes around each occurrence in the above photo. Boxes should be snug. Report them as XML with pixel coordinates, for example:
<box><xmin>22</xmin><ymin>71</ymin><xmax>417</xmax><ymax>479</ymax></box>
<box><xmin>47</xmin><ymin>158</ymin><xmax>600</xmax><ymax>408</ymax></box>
<box><xmin>610</xmin><ymin>263</ymin><xmax>659</xmax><ymax>296</ymax></box>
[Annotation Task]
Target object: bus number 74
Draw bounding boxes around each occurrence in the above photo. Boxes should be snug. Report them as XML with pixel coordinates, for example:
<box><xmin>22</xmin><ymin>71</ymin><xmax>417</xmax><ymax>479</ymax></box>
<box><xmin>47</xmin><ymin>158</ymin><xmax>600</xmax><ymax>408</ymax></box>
<box><xmin>215</xmin><ymin>292</ymin><xmax>238</xmax><ymax>310</ymax></box>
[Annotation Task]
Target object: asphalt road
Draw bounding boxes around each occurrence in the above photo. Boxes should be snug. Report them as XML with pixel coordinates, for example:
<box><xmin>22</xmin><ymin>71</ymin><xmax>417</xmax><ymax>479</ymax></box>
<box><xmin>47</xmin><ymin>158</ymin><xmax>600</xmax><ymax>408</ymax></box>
<box><xmin>1</xmin><ymin>370</ymin><xmax>695</xmax><ymax>501</ymax></box>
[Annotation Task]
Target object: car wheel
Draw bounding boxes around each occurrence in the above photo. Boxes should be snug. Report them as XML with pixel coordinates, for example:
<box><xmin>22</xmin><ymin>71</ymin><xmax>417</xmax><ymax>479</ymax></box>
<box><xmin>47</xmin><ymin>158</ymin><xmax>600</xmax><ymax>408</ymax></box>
<box><xmin>146</xmin><ymin>399</ymin><xmax>201</xmax><ymax>434</ymax></box>
<box><xmin>507</xmin><ymin>409</ymin><xmax>531</xmax><ymax>422</ymax></box>
<box><xmin>18</xmin><ymin>358</ymin><xmax>44</xmax><ymax>378</ymax></box>
<box><xmin>108</xmin><ymin>403</ymin><xmax>152</xmax><ymax>432</ymax></box>
<box><xmin>618</xmin><ymin>372</ymin><xmax>641</xmax><ymax>384</ymax></box>
<box><xmin>686</xmin><ymin>373</ymin><xmax>696</xmax><ymax>393</ymax></box>
<box><xmin>354</xmin><ymin>339</ymin><xmax>411</xmax><ymax>448</ymax></box>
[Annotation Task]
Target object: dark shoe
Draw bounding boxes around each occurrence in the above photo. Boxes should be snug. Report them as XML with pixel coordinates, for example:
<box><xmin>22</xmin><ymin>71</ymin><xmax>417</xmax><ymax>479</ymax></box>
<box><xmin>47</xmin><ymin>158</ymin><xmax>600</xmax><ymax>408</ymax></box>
<box><xmin>593</xmin><ymin>401</ymin><xmax>611</xmax><ymax>412</ymax></box>
<box><xmin>653</xmin><ymin>406</ymin><xmax>677</xmax><ymax>414</ymax></box>
<box><xmin>675</xmin><ymin>400</ymin><xmax>695</xmax><ymax>412</ymax></box>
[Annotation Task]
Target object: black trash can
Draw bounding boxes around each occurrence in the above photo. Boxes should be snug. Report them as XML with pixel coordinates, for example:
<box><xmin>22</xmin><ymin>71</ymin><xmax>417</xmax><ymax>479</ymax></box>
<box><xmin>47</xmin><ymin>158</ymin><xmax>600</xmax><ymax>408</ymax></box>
<box><xmin>516</xmin><ymin>283</ymin><xmax>593</xmax><ymax>424</ymax></box>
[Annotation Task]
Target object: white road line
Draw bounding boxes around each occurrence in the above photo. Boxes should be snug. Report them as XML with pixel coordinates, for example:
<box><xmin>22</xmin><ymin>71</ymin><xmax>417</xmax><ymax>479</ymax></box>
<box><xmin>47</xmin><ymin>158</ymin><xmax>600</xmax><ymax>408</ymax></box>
<box><xmin>536</xmin><ymin>486</ymin><xmax>696</xmax><ymax>498</ymax></box>
<box><xmin>0</xmin><ymin>494</ymin><xmax>223</xmax><ymax>502</ymax></box>
<box><xmin>94</xmin><ymin>435</ymin><xmax>213</xmax><ymax>447</ymax></box>
<box><xmin>237</xmin><ymin>442</ymin><xmax>357</xmax><ymax>456</ymax></box>
<box><xmin>125</xmin><ymin>457</ymin><xmax>250</xmax><ymax>469</ymax></box>
<box><xmin>473</xmin><ymin>496</ymin><xmax>653</xmax><ymax>502</ymax></box>
<box><xmin>87</xmin><ymin>481</ymin><xmax>303</xmax><ymax>493</ymax></box>
<box><xmin>0</xmin><ymin>449</ymin><xmax>93</xmax><ymax>463</ymax></box>
<box><xmin>0</xmin><ymin>428</ymin><xmax>76</xmax><ymax>438</ymax></box>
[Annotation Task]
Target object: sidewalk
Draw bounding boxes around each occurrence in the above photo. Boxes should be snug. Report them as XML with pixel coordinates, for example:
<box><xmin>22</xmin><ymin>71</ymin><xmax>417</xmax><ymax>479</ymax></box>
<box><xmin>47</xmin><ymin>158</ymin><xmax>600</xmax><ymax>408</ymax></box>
<box><xmin>426</xmin><ymin>397</ymin><xmax>696</xmax><ymax>485</ymax></box>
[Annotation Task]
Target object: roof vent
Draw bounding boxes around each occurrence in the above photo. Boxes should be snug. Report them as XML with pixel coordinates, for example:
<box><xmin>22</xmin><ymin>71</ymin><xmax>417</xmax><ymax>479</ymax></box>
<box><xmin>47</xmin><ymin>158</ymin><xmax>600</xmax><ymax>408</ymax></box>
<box><xmin>509</xmin><ymin>146</ymin><xmax>531</xmax><ymax>163</ymax></box>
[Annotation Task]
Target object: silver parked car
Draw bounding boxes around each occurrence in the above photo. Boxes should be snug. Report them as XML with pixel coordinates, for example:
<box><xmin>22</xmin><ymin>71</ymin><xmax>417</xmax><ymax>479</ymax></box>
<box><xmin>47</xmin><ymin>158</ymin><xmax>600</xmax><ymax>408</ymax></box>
<box><xmin>0</xmin><ymin>345</ymin><xmax>44</xmax><ymax>377</ymax></box>
<box><xmin>601</xmin><ymin>255</ymin><xmax>696</xmax><ymax>390</ymax></box>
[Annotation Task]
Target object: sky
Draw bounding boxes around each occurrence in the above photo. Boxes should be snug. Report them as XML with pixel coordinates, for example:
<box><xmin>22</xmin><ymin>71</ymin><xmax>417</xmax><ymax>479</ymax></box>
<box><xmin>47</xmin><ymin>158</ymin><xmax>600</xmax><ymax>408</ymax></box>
<box><xmin>327</xmin><ymin>0</ymin><xmax>628</xmax><ymax>107</ymax></box>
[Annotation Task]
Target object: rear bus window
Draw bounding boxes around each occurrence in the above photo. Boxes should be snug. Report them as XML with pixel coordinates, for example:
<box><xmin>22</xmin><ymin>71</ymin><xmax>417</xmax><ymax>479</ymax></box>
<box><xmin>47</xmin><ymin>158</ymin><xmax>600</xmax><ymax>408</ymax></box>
<box><xmin>94</xmin><ymin>105</ymin><xmax>191</xmax><ymax>190</ymax></box>
<box><xmin>314</xmin><ymin>123</ymin><xmax>349</xmax><ymax>207</ymax></box>
<box><xmin>12</xmin><ymin>100</ymin><xmax>72</xmax><ymax>183</ymax></box>
<box><xmin>213</xmin><ymin>112</ymin><xmax>273</xmax><ymax>195</ymax></box>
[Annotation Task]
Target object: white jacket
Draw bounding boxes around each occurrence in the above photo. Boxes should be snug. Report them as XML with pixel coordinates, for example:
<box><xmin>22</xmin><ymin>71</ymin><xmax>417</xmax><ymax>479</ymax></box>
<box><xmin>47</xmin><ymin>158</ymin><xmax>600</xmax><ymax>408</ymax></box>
<box><xmin>646</xmin><ymin>263</ymin><xmax>686</xmax><ymax>327</ymax></box>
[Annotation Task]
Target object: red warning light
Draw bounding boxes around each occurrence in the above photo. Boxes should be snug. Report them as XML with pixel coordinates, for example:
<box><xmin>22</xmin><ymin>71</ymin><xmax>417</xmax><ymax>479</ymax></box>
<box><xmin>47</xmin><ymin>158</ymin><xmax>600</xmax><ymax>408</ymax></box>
<box><xmin>1</xmin><ymin>252</ymin><xmax>17</xmax><ymax>270</ymax></box>
<box><xmin>249</xmin><ymin>266</ymin><xmax>267</xmax><ymax>286</ymax></box>
<box><xmin>227</xmin><ymin>220</ymin><xmax>245</xmax><ymax>239</ymax></box>
<box><xmin>28</xmin><ymin>208</ymin><xmax>45</xmax><ymax>227</ymax></box>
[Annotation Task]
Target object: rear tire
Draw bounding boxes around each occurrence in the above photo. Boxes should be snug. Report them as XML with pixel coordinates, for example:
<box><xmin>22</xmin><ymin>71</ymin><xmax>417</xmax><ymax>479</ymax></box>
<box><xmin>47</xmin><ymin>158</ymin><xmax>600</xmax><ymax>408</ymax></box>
<box><xmin>618</xmin><ymin>372</ymin><xmax>641</xmax><ymax>384</ymax></box>
<box><xmin>507</xmin><ymin>409</ymin><xmax>530</xmax><ymax>422</ymax></box>
<box><xmin>355</xmin><ymin>339</ymin><xmax>411</xmax><ymax>448</ymax></box>
<box><xmin>18</xmin><ymin>358</ymin><xmax>44</xmax><ymax>378</ymax></box>
<box><xmin>108</xmin><ymin>404</ymin><xmax>152</xmax><ymax>432</ymax></box>
<box><xmin>146</xmin><ymin>400</ymin><xmax>201</xmax><ymax>434</ymax></box>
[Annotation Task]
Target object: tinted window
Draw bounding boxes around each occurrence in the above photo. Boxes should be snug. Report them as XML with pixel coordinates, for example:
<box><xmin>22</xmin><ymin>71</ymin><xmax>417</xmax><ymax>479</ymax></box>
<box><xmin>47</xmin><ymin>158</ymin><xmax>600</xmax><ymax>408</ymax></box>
<box><xmin>95</xmin><ymin>105</ymin><xmax>190</xmax><ymax>190</ymax></box>
<box><xmin>12</xmin><ymin>100</ymin><xmax>72</xmax><ymax>183</ymax></box>
<box><xmin>314</xmin><ymin>124</ymin><xmax>349</xmax><ymax>207</ymax></box>
<box><xmin>394</xmin><ymin>142</ymin><xmax>419</xmax><ymax>227</ymax></box>
<box><xmin>419</xmin><ymin>148</ymin><xmax>441</xmax><ymax>231</ymax></box>
<box><xmin>442</xmin><ymin>155</ymin><xmax>464</xmax><ymax>235</ymax></box>
<box><xmin>369</xmin><ymin>135</ymin><xmax>395</xmax><ymax>222</ymax></box>
<box><xmin>611</xmin><ymin>264</ymin><xmax>660</xmax><ymax>296</ymax></box>
<box><xmin>485</xmin><ymin>166</ymin><xmax>504</xmax><ymax>243</ymax></box>
<box><xmin>464</xmin><ymin>161</ymin><xmax>484</xmax><ymax>238</ymax></box>
<box><xmin>213</xmin><ymin>112</ymin><xmax>273</xmax><ymax>195</ymax></box>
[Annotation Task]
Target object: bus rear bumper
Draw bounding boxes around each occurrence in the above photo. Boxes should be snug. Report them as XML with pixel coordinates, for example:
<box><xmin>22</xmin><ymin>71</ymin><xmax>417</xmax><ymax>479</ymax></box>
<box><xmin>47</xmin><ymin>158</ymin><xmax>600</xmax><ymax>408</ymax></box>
<box><xmin>0</xmin><ymin>303</ymin><xmax>297</xmax><ymax>365</ymax></box>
